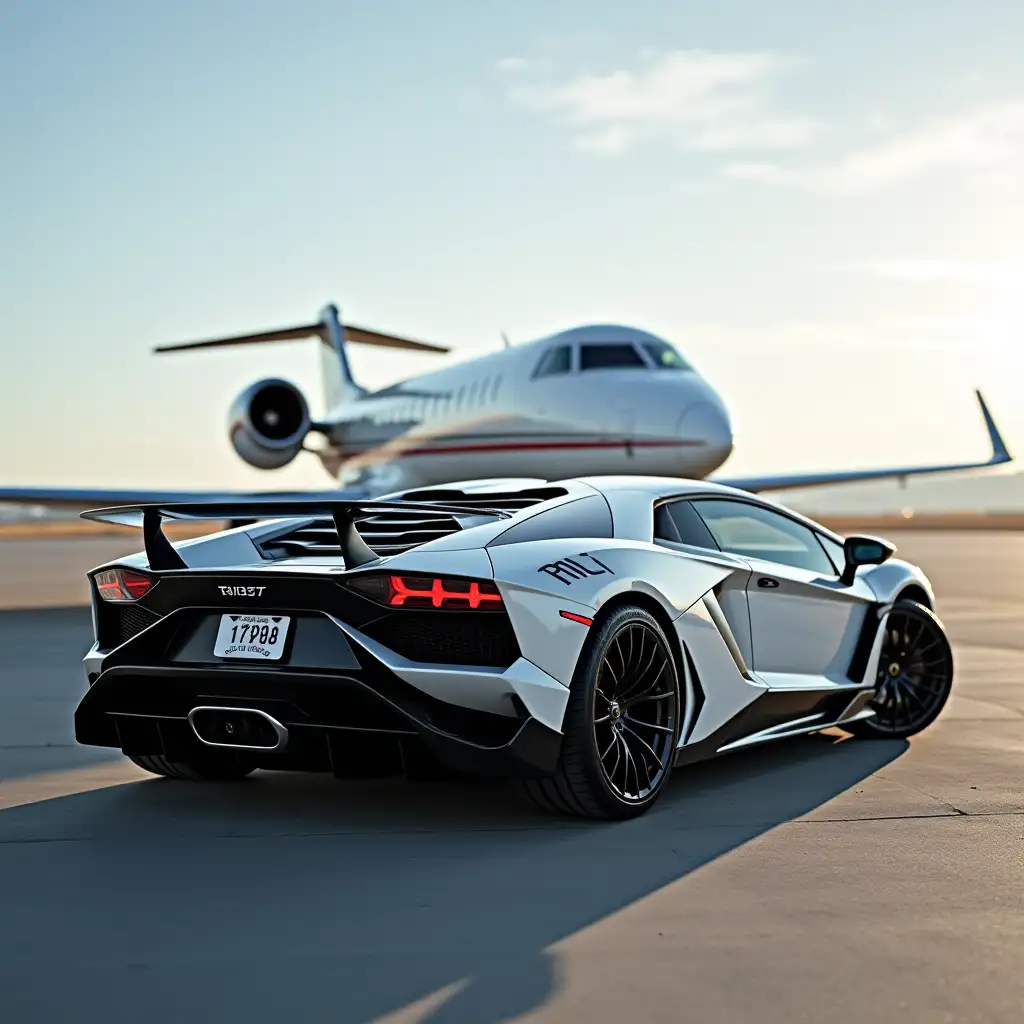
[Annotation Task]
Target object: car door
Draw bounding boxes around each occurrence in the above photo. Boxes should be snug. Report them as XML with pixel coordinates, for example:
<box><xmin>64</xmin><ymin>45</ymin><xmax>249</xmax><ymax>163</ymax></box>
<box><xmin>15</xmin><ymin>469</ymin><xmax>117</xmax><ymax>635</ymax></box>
<box><xmin>689</xmin><ymin>498</ymin><xmax>876</xmax><ymax>687</ymax></box>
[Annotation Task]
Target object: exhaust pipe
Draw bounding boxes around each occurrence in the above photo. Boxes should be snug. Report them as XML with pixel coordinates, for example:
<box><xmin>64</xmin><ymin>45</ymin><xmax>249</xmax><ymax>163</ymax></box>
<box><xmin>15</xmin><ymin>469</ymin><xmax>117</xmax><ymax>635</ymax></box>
<box><xmin>188</xmin><ymin>706</ymin><xmax>288</xmax><ymax>752</ymax></box>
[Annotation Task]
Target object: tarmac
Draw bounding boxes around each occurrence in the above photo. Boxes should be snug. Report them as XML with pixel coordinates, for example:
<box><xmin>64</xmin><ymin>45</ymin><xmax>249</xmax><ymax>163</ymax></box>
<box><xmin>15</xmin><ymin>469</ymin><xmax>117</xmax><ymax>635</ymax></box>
<box><xmin>0</xmin><ymin>531</ymin><xmax>1021</xmax><ymax>1022</ymax></box>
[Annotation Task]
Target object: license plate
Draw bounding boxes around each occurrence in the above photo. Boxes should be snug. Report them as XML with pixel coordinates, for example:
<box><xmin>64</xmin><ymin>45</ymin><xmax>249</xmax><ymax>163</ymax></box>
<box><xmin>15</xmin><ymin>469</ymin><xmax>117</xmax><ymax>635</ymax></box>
<box><xmin>213</xmin><ymin>614</ymin><xmax>291</xmax><ymax>661</ymax></box>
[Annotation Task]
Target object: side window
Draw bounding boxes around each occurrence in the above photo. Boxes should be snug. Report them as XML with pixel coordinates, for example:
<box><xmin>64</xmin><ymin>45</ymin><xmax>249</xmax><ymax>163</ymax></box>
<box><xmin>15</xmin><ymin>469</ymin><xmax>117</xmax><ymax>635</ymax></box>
<box><xmin>580</xmin><ymin>344</ymin><xmax>645</xmax><ymax>370</ymax></box>
<box><xmin>533</xmin><ymin>346</ymin><xmax>571</xmax><ymax>377</ymax></box>
<box><xmin>691</xmin><ymin>499</ymin><xmax>835</xmax><ymax>575</ymax></box>
<box><xmin>817</xmin><ymin>533</ymin><xmax>846</xmax><ymax>576</ymax></box>
<box><xmin>655</xmin><ymin>500</ymin><xmax>719</xmax><ymax>549</ymax></box>
<box><xmin>488</xmin><ymin>494</ymin><xmax>613</xmax><ymax>547</ymax></box>
<box><xmin>654</xmin><ymin>504</ymin><xmax>679</xmax><ymax>542</ymax></box>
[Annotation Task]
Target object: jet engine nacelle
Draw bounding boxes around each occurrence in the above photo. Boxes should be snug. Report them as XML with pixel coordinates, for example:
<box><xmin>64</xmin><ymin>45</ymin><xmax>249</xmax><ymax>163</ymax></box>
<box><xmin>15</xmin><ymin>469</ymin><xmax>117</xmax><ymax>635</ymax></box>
<box><xmin>228</xmin><ymin>378</ymin><xmax>311</xmax><ymax>470</ymax></box>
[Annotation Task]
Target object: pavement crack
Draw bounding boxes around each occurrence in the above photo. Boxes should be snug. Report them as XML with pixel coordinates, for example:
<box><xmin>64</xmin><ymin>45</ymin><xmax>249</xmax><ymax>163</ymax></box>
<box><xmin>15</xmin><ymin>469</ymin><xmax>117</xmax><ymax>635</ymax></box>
<box><xmin>789</xmin><ymin>810</ymin><xmax>1024</xmax><ymax>825</ymax></box>
<box><xmin>875</xmin><ymin>772</ymin><xmax>968</xmax><ymax>816</ymax></box>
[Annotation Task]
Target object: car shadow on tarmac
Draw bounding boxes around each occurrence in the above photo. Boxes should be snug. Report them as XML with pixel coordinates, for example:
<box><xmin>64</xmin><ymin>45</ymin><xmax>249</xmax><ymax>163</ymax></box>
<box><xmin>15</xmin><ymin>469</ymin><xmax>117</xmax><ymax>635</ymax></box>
<box><xmin>0</xmin><ymin>730</ymin><xmax>908</xmax><ymax>1023</ymax></box>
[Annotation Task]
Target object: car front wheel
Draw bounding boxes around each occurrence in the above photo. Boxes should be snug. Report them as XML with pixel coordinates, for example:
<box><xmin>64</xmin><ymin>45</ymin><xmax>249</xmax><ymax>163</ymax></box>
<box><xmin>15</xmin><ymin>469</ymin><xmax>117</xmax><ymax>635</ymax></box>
<box><xmin>847</xmin><ymin>599</ymin><xmax>954</xmax><ymax>739</ymax></box>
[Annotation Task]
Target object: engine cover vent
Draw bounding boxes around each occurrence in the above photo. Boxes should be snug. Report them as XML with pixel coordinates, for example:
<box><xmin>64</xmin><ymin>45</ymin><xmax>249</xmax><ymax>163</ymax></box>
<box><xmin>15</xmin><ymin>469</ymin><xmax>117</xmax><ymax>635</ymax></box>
<box><xmin>257</xmin><ymin>487</ymin><xmax>568</xmax><ymax>561</ymax></box>
<box><xmin>259</xmin><ymin>509</ymin><xmax>463</xmax><ymax>559</ymax></box>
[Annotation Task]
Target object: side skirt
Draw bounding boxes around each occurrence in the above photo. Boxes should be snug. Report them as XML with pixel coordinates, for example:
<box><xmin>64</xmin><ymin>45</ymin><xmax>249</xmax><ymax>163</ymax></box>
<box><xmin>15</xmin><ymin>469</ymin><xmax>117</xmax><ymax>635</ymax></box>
<box><xmin>673</xmin><ymin>686</ymin><xmax>875</xmax><ymax>767</ymax></box>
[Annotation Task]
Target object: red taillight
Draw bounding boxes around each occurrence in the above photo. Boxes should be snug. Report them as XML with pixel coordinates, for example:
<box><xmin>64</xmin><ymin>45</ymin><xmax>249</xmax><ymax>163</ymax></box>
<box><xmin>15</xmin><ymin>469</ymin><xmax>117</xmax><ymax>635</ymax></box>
<box><xmin>346</xmin><ymin>573</ymin><xmax>504</xmax><ymax>610</ymax></box>
<box><xmin>94</xmin><ymin>568</ymin><xmax>154</xmax><ymax>603</ymax></box>
<box><xmin>389</xmin><ymin>575</ymin><xmax>503</xmax><ymax>609</ymax></box>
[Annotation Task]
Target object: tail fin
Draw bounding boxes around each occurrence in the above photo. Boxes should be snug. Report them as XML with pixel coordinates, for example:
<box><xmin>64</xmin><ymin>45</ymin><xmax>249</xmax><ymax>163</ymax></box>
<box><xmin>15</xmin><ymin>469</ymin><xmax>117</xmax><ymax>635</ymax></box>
<box><xmin>318</xmin><ymin>304</ymin><xmax>365</xmax><ymax>410</ymax></box>
<box><xmin>153</xmin><ymin>303</ymin><xmax>450</xmax><ymax>412</ymax></box>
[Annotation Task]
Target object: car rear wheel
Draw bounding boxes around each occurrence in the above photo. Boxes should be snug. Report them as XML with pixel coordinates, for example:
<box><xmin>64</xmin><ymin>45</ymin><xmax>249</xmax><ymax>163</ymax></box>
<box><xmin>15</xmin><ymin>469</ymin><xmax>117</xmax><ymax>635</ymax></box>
<box><xmin>520</xmin><ymin>604</ymin><xmax>681</xmax><ymax>820</ymax></box>
<box><xmin>846</xmin><ymin>599</ymin><xmax>954</xmax><ymax>739</ymax></box>
<box><xmin>129</xmin><ymin>753</ymin><xmax>255</xmax><ymax>781</ymax></box>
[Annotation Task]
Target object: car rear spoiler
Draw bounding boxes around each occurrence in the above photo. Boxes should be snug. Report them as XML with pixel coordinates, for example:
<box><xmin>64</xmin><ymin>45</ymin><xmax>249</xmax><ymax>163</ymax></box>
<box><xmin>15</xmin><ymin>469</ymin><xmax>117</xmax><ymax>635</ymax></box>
<box><xmin>80</xmin><ymin>499</ymin><xmax>514</xmax><ymax>572</ymax></box>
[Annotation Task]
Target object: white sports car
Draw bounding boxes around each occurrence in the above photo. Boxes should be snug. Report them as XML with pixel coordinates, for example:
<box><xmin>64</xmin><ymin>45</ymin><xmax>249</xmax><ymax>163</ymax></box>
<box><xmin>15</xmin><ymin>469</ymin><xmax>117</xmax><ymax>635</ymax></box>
<box><xmin>76</xmin><ymin>476</ymin><xmax>953</xmax><ymax>819</ymax></box>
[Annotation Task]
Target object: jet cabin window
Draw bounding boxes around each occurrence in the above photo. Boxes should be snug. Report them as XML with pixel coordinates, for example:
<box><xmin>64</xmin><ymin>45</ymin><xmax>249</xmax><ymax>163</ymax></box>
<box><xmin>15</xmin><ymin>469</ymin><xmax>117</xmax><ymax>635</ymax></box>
<box><xmin>642</xmin><ymin>338</ymin><xmax>692</xmax><ymax>371</ymax></box>
<box><xmin>533</xmin><ymin>346</ymin><xmax>571</xmax><ymax>377</ymax></box>
<box><xmin>691</xmin><ymin>499</ymin><xmax>836</xmax><ymax>576</ymax></box>
<box><xmin>579</xmin><ymin>344</ymin><xmax>646</xmax><ymax>370</ymax></box>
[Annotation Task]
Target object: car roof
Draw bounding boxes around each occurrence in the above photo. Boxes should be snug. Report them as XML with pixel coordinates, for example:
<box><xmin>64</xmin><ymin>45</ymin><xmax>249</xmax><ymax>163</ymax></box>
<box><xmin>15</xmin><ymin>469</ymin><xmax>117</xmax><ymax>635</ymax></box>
<box><xmin>385</xmin><ymin>474</ymin><xmax>841</xmax><ymax>542</ymax></box>
<box><xmin>561</xmin><ymin>475</ymin><xmax>841</xmax><ymax>540</ymax></box>
<box><xmin>569</xmin><ymin>475</ymin><xmax>743</xmax><ymax>499</ymax></box>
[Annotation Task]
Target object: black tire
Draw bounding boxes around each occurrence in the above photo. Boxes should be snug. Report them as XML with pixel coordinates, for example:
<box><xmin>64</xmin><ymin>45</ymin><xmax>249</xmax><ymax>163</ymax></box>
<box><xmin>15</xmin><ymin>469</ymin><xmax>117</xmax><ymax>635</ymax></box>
<box><xmin>520</xmin><ymin>604</ymin><xmax>681</xmax><ymax>820</ymax></box>
<box><xmin>129</xmin><ymin>752</ymin><xmax>256</xmax><ymax>781</ymax></box>
<box><xmin>846</xmin><ymin>599</ymin><xmax>954</xmax><ymax>739</ymax></box>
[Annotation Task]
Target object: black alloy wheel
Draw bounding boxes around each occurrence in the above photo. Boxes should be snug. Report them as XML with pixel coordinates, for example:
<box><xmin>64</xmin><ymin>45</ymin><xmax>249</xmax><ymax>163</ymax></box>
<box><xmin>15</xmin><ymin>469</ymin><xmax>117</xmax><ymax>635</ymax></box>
<box><xmin>520</xmin><ymin>604</ymin><xmax>682</xmax><ymax>819</ymax></box>
<box><xmin>848</xmin><ymin>599</ymin><xmax>954</xmax><ymax>739</ymax></box>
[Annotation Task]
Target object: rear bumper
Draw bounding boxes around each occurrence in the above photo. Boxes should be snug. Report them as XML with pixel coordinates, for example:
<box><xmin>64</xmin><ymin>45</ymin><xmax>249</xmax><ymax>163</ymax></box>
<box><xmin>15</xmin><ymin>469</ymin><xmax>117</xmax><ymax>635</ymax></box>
<box><xmin>77</xmin><ymin>662</ymin><xmax>562</xmax><ymax>780</ymax></box>
<box><xmin>78</xmin><ymin>571</ymin><xmax>569</xmax><ymax>779</ymax></box>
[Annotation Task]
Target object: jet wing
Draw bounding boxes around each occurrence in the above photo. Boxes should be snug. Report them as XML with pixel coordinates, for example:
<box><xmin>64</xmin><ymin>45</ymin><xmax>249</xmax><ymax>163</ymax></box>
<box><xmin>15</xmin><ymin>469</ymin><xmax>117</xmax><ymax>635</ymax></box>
<box><xmin>715</xmin><ymin>390</ymin><xmax>1012</xmax><ymax>494</ymax></box>
<box><xmin>3</xmin><ymin>392</ymin><xmax>1011</xmax><ymax>509</ymax></box>
<box><xmin>0</xmin><ymin>486</ymin><xmax>373</xmax><ymax>512</ymax></box>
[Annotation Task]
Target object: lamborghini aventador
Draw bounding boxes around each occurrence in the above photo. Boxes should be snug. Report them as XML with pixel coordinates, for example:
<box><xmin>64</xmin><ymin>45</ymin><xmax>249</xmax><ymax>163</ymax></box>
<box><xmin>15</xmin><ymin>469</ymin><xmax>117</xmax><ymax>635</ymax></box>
<box><xmin>74</xmin><ymin>476</ymin><xmax>953</xmax><ymax>819</ymax></box>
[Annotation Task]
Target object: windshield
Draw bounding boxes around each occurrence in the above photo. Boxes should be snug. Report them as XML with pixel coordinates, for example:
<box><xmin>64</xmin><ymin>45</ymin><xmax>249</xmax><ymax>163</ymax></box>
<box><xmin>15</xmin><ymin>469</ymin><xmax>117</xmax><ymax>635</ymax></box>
<box><xmin>579</xmin><ymin>344</ymin><xmax>646</xmax><ymax>370</ymax></box>
<box><xmin>642</xmin><ymin>338</ymin><xmax>692</xmax><ymax>371</ymax></box>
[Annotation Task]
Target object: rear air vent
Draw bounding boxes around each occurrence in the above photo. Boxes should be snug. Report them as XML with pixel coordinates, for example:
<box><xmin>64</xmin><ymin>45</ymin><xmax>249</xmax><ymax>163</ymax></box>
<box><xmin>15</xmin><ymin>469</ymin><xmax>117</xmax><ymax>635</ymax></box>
<box><xmin>257</xmin><ymin>488</ymin><xmax>568</xmax><ymax>561</ymax></box>
<box><xmin>97</xmin><ymin>602</ymin><xmax>161</xmax><ymax>649</ymax></box>
<box><xmin>362</xmin><ymin>611</ymin><xmax>521</xmax><ymax>667</ymax></box>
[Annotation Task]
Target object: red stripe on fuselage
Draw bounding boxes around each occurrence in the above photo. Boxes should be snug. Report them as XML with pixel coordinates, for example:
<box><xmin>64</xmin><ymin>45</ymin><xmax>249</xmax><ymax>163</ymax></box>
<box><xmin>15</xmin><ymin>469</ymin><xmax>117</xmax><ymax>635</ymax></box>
<box><xmin>334</xmin><ymin>437</ymin><xmax>706</xmax><ymax>458</ymax></box>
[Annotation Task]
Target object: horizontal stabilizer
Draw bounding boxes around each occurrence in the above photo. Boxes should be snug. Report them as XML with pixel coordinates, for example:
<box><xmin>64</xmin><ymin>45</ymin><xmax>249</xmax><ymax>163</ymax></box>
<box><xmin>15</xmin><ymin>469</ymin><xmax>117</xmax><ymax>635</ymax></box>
<box><xmin>718</xmin><ymin>390</ymin><xmax>1013</xmax><ymax>494</ymax></box>
<box><xmin>154</xmin><ymin>318</ymin><xmax>450</xmax><ymax>355</ymax></box>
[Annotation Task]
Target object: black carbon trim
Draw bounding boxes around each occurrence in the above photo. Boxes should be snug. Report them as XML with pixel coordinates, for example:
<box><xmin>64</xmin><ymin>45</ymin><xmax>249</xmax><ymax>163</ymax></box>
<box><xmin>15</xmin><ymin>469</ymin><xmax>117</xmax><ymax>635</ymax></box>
<box><xmin>673</xmin><ymin>686</ymin><xmax>870</xmax><ymax>767</ymax></box>
<box><xmin>681</xmin><ymin>644</ymin><xmax>706</xmax><ymax>744</ymax></box>
<box><xmin>847</xmin><ymin>604</ymin><xmax>885</xmax><ymax>684</ymax></box>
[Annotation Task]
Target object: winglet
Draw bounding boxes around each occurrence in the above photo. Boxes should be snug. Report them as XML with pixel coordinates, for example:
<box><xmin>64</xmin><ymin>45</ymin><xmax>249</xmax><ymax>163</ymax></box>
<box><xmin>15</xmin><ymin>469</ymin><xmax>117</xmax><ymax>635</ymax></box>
<box><xmin>976</xmin><ymin>389</ymin><xmax>1012</xmax><ymax>465</ymax></box>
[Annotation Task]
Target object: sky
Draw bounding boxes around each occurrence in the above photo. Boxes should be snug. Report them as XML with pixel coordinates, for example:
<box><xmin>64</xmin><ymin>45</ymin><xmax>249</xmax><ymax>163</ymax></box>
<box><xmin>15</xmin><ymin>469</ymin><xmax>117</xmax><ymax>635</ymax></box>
<box><xmin>2</xmin><ymin>0</ymin><xmax>1023</xmax><ymax>493</ymax></box>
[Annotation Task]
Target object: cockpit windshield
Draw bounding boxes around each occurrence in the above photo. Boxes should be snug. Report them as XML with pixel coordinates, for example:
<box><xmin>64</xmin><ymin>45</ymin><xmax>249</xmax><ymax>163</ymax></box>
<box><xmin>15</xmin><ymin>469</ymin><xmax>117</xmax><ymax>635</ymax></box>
<box><xmin>641</xmin><ymin>338</ymin><xmax>692</xmax><ymax>371</ymax></box>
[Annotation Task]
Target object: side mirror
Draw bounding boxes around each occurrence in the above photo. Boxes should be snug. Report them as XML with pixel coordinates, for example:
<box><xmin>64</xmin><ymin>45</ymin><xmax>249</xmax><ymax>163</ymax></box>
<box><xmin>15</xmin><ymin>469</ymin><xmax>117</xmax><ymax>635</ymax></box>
<box><xmin>840</xmin><ymin>535</ymin><xmax>895</xmax><ymax>585</ymax></box>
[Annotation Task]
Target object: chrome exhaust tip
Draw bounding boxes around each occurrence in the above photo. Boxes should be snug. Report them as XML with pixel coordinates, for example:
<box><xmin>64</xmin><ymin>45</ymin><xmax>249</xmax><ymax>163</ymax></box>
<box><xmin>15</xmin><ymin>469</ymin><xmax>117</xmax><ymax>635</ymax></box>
<box><xmin>188</xmin><ymin>706</ymin><xmax>288</xmax><ymax>752</ymax></box>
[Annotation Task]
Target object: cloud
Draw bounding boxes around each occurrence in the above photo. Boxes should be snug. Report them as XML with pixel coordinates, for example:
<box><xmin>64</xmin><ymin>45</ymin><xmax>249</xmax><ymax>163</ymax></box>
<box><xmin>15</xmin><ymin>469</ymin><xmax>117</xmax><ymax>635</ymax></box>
<box><xmin>725</xmin><ymin>100</ymin><xmax>1024</xmax><ymax>194</ymax></box>
<box><xmin>501</xmin><ymin>49</ymin><xmax>819</xmax><ymax>156</ymax></box>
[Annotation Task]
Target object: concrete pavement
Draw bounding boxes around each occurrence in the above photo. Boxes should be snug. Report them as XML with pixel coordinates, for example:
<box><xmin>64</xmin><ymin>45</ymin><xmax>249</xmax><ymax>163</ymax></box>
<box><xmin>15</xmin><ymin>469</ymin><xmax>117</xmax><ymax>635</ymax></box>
<box><xmin>0</xmin><ymin>532</ymin><xmax>1020</xmax><ymax>1022</ymax></box>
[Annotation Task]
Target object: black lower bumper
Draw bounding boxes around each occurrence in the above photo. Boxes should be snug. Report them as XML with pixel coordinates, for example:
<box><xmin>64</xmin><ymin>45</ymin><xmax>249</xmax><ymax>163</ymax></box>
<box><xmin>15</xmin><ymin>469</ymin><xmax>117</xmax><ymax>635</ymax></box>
<box><xmin>77</xmin><ymin>664</ymin><xmax>562</xmax><ymax>780</ymax></box>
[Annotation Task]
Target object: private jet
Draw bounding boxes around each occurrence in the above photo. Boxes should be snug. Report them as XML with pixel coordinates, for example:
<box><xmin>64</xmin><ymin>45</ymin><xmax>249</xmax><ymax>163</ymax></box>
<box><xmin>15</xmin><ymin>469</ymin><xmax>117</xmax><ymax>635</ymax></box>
<box><xmin>0</xmin><ymin>302</ymin><xmax>1011</xmax><ymax>509</ymax></box>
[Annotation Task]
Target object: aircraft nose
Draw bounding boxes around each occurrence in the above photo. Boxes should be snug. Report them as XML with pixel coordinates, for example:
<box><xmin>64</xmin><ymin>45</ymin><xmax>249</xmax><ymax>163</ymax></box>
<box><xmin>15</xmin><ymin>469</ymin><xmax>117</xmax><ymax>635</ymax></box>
<box><xmin>676</xmin><ymin>399</ymin><xmax>734</xmax><ymax>474</ymax></box>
